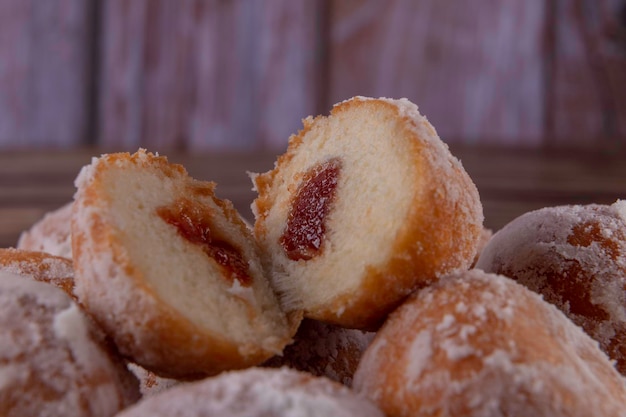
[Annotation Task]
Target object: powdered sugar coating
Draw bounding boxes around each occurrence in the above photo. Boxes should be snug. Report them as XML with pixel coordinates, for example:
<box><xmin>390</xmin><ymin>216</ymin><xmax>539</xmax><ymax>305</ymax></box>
<box><xmin>0</xmin><ymin>248</ymin><xmax>75</xmax><ymax>299</ymax></box>
<box><xmin>72</xmin><ymin>149</ymin><xmax>295</xmax><ymax>378</ymax></box>
<box><xmin>354</xmin><ymin>270</ymin><xmax>626</xmax><ymax>417</ymax></box>
<box><xmin>614</xmin><ymin>200</ymin><xmax>626</xmax><ymax>221</ymax></box>
<box><xmin>476</xmin><ymin>201</ymin><xmax>626</xmax><ymax>374</ymax></box>
<box><xmin>348</xmin><ymin>96</ymin><xmax>484</xmax><ymax>251</ymax></box>
<box><xmin>0</xmin><ymin>271</ymin><xmax>139</xmax><ymax>417</ymax></box>
<box><xmin>17</xmin><ymin>202</ymin><xmax>73</xmax><ymax>259</ymax></box>
<box><xmin>126</xmin><ymin>363</ymin><xmax>183</xmax><ymax>398</ymax></box>
<box><xmin>117</xmin><ymin>367</ymin><xmax>384</xmax><ymax>417</ymax></box>
<box><xmin>252</xmin><ymin>96</ymin><xmax>484</xmax><ymax>329</ymax></box>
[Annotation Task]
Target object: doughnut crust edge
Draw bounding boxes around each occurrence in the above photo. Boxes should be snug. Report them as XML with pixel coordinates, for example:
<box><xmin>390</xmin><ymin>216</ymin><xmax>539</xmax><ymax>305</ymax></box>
<box><xmin>72</xmin><ymin>149</ymin><xmax>296</xmax><ymax>378</ymax></box>
<box><xmin>252</xmin><ymin>96</ymin><xmax>484</xmax><ymax>329</ymax></box>
<box><xmin>476</xmin><ymin>201</ymin><xmax>626</xmax><ymax>374</ymax></box>
<box><xmin>0</xmin><ymin>270</ymin><xmax>140</xmax><ymax>417</ymax></box>
<box><xmin>353</xmin><ymin>269</ymin><xmax>626</xmax><ymax>417</ymax></box>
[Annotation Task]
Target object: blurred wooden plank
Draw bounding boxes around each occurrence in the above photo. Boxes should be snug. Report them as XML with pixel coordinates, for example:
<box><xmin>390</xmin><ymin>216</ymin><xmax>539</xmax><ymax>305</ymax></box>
<box><xmin>328</xmin><ymin>0</ymin><xmax>546</xmax><ymax>146</ymax></box>
<box><xmin>454</xmin><ymin>145</ymin><xmax>626</xmax><ymax>230</ymax></box>
<box><xmin>2</xmin><ymin>147</ymin><xmax>626</xmax><ymax>247</ymax></box>
<box><xmin>479</xmin><ymin>199</ymin><xmax>562</xmax><ymax>233</ymax></box>
<box><xmin>0</xmin><ymin>0</ymin><xmax>94</xmax><ymax>148</ymax></box>
<box><xmin>481</xmin><ymin>189</ymin><xmax>624</xmax><ymax>232</ymax></box>
<box><xmin>0</xmin><ymin>149</ymin><xmax>272</xmax><ymax>247</ymax></box>
<box><xmin>98</xmin><ymin>0</ymin><xmax>322</xmax><ymax>152</ymax></box>
<box><xmin>456</xmin><ymin>146</ymin><xmax>626</xmax><ymax>196</ymax></box>
<box><xmin>251</xmin><ymin>0</ymin><xmax>324</xmax><ymax>148</ymax></box>
<box><xmin>547</xmin><ymin>0</ymin><xmax>626</xmax><ymax>148</ymax></box>
<box><xmin>98</xmin><ymin>0</ymin><xmax>181</xmax><ymax>151</ymax></box>
<box><xmin>0</xmin><ymin>207</ymin><xmax>51</xmax><ymax>248</ymax></box>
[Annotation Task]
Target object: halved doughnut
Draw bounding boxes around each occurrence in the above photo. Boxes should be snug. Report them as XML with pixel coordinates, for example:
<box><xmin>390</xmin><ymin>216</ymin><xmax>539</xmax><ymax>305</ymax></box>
<box><xmin>252</xmin><ymin>96</ymin><xmax>484</xmax><ymax>329</ymax></box>
<box><xmin>72</xmin><ymin>149</ymin><xmax>298</xmax><ymax>378</ymax></box>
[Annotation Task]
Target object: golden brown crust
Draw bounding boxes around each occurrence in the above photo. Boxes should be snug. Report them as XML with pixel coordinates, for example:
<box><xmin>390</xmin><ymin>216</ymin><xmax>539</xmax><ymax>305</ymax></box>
<box><xmin>252</xmin><ymin>115</ymin><xmax>316</xmax><ymax>232</ymax></box>
<box><xmin>252</xmin><ymin>97</ymin><xmax>483</xmax><ymax>329</ymax></box>
<box><xmin>475</xmin><ymin>202</ymin><xmax>626</xmax><ymax>375</ymax></box>
<box><xmin>72</xmin><ymin>149</ymin><xmax>294</xmax><ymax>379</ymax></box>
<box><xmin>320</xmin><ymin>116</ymin><xmax>482</xmax><ymax>329</ymax></box>
<box><xmin>0</xmin><ymin>248</ymin><xmax>75</xmax><ymax>299</ymax></box>
<box><xmin>0</xmin><ymin>271</ymin><xmax>140</xmax><ymax>416</ymax></box>
<box><xmin>354</xmin><ymin>270</ymin><xmax>626</xmax><ymax>417</ymax></box>
<box><xmin>73</xmin><ymin>173</ymin><xmax>242</xmax><ymax>376</ymax></box>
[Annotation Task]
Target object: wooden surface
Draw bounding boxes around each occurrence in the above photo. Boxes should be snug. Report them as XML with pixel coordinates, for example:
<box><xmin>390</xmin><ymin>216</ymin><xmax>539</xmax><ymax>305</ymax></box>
<box><xmin>98</xmin><ymin>0</ymin><xmax>321</xmax><ymax>150</ymax></box>
<box><xmin>330</xmin><ymin>0</ymin><xmax>547</xmax><ymax>145</ymax></box>
<box><xmin>548</xmin><ymin>0</ymin><xmax>626</xmax><ymax>147</ymax></box>
<box><xmin>1</xmin><ymin>146</ymin><xmax>625</xmax><ymax>249</ymax></box>
<box><xmin>0</xmin><ymin>0</ymin><xmax>95</xmax><ymax>148</ymax></box>
<box><xmin>0</xmin><ymin>0</ymin><xmax>624</xmax><ymax>150</ymax></box>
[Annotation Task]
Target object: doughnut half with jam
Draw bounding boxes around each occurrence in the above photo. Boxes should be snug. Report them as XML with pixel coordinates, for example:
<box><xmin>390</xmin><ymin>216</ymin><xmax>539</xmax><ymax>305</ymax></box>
<box><xmin>251</xmin><ymin>96</ymin><xmax>484</xmax><ymax>330</ymax></box>
<box><xmin>71</xmin><ymin>149</ymin><xmax>298</xmax><ymax>378</ymax></box>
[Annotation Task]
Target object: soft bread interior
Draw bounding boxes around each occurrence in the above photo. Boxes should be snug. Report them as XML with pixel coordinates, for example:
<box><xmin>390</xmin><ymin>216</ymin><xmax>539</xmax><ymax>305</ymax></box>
<box><xmin>258</xmin><ymin>100</ymin><xmax>425</xmax><ymax>312</ymax></box>
<box><xmin>99</xmin><ymin>161</ymin><xmax>290</xmax><ymax>350</ymax></box>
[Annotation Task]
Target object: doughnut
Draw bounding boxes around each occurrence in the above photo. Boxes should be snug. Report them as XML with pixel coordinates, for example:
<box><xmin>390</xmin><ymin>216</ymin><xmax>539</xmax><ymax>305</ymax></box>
<box><xmin>126</xmin><ymin>363</ymin><xmax>183</xmax><ymax>397</ymax></box>
<box><xmin>475</xmin><ymin>201</ymin><xmax>626</xmax><ymax>374</ymax></box>
<box><xmin>0</xmin><ymin>270</ymin><xmax>140</xmax><ymax>417</ymax></box>
<box><xmin>353</xmin><ymin>269</ymin><xmax>626</xmax><ymax>417</ymax></box>
<box><xmin>264</xmin><ymin>318</ymin><xmax>375</xmax><ymax>386</ymax></box>
<box><xmin>251</xmin><ymin>96</ymin><xmax>484</xmax><ymax>329</ymax></box>
<box><xmin>116</xmin><ymin>367</ymin><xmax>385</xmax><ymax>417</ymax></box>
<box><xmin>17</xmin><ymin>202</ymin><xmax>73</xmax><ymax>259</ymax></box>
<box><xmin>71</xmin><ymin>149</ymin><xmax>298</xmax><ymax>378</ymax></box>
<box><xmin>471</xmin><ymin>226</ymin><xmax>493</xmax><ymax>267</ymax></box>
<box><xmin>0</xmin><ymin>247</ymin><xmax>75</xmax><ymax>299</ymax></box>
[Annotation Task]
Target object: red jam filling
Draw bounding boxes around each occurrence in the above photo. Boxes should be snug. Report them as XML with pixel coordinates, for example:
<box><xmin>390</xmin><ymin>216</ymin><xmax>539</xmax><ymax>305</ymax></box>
<box><xmin>280</xmin><ymin>158</ymin><xmax>342</xmax><ymax>261</ymax></box>
<box><xmin>157</xmin><ymin>198</ymin><xmax>252</xmax><ymax>287</ymax></box>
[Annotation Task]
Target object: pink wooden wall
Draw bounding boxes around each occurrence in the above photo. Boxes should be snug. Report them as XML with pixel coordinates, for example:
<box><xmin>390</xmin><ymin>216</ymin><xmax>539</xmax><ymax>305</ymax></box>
<box><xmin>0</xmin><ymin>0</ymin><xmax>625</xmax><ymax>151</ymax></box>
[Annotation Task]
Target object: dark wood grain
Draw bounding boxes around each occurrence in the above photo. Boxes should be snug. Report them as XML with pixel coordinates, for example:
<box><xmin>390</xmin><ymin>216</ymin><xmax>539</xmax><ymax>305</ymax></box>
<box><xmin>0</xmin><ymin>0</ymin><xmax>624</xmax><ymax>150</ymax></box>
<box><xmin>0</xmin><ymin>0</ymin><xmax>94</xmax><ymax>148</ymax></box>
<box><xmin>97</xmin><ymin>0</ymin><xmax>322</xmax><ymax>151</ymax></box>
<box><xmin>1</xmin><ymin>147</ymin><xmax>625</xmax><ymax>248</ymax></box>
<box><xmin>328</xmin><ymin>0</ymin><xmax>547</xmax><ymax>146</ymax></box>
<box><xmin>547</xmin><ymin>0</ymin><xmax>626</xmax><ymax>149</ymax></box>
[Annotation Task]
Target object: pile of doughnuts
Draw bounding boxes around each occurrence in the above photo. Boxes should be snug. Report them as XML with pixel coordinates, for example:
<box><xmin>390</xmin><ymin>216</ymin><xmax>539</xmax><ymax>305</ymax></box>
<box><xmin>3</xmin><ymin>96</ymin><xmax>626</xmax><ymax>416</ymax></box>
<box><xmin>475</xmin><ymin>202</ymin><xmax>626</xmax><ymax>374</ymax></box>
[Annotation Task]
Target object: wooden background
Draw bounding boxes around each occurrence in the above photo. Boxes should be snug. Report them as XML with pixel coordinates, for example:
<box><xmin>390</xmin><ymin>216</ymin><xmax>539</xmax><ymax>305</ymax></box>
<box><xmin>1</xmin><ymin>0</ymin><xmax>625</xmax><ymax>152</ymax></box>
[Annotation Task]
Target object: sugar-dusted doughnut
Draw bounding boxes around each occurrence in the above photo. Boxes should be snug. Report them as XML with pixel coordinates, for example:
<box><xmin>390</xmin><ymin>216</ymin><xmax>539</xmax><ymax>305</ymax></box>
<box><xmin>0</xmin><ymin>247</ymin><xmax>75</xmax><ymax>299</ymax></box>
<box><xmin>251</xmin><ymin>96</ymin><xmax>483</xmax><ymax>329</ymax></box>
<box><xmin>116</xmin><ymin>367</ymin><xmax>385</xmax><ymax>417</ymax></box>
<box><xmin>71</xmin><ymin>149</ymin><xmax>298</xmax><ymax>378</ymax></box>
<box><xmin>475</xmin><ymin>201</ymin><xmax>626</xmax><ymax>374</ymax></box>
<box><xmin>353</xmin><ymin>269</ymin><xmax>626</xmax><ymax>417</ymax></box>
<box><xmin>17</xmin><ymin>202</ymin><xmax>73</xmax><ymax>259</ymax></box>
<box><xmin>126</xmin><ymin>363</ymin><xmax>183</xmax><ymax>398</ymax></box>
<box><xmin>0</xmin><ymin>270</ymin><xmax>139</xmax><ymax>417</ymax></box>
<box><xmin>471</xmin><ymin>226</ymin><xmax>493</xmax><ymax>267</ymax></box>
<box><xmin>264</xmin><ymin>318</ymin><xmax>375</xmax><ymax>386</ymax></box>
